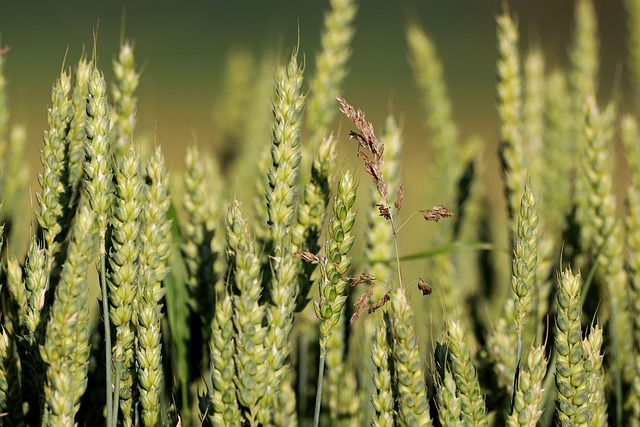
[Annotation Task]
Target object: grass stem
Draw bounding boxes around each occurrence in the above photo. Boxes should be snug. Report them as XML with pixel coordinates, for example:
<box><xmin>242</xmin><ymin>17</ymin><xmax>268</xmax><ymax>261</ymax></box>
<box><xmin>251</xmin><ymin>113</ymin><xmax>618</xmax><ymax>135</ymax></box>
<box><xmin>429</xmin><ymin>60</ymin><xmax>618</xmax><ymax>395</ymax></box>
<box><xmin>100</xmin><ymin>250</ymin><xmax>113</xmax><ymax>426</ymax></box>
<box><xmin>313</xmin><ymin>352</ymin><xmax>326</xmax><ymax>427</ymax></box>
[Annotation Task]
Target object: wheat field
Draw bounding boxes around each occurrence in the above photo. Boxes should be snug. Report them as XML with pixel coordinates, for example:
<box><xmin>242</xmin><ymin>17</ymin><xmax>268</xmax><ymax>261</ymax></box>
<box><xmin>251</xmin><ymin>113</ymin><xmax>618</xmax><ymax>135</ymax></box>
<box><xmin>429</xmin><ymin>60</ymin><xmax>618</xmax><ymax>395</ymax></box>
<box><xmin>1</xmin><ymin>0</ymin><xmax>640</xmax><ymax>426</ymax></box>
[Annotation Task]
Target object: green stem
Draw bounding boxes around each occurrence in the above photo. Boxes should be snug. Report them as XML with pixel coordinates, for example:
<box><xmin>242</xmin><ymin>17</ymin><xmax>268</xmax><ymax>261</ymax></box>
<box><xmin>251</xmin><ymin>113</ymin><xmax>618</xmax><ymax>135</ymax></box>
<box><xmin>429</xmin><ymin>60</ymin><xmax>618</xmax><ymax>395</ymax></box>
<box><xmin>112</xmin><ymin>361</ymin><xmax>122</xmax><ymax>427</ymax></box>
<box><xmin>100</xmin><ymin>247</ymin><xmax>113</xmax><ymax>425</ymax></box>
<box><xmin>391</xmin><ymin>218</ymin><xmax>403</xmax><ymax>290</ymax></box>
<box><xmin>510</xmin><ymin>332</ymin><xmax>523</xmax><ymax>414</ymax></box>
<box><xmin>394</xmin><ymin>210</ymin><xmax>420</xmax><ymax>234</ymax></box>
<box><xmin>313</xmin><ymin>351</ymin><xmax>326</xmax><ymax>427</ymax></box>
<box><xmin>540</xmin><ymin>347</ymin><xmax>557</xmax><ymax>427</ymax></box>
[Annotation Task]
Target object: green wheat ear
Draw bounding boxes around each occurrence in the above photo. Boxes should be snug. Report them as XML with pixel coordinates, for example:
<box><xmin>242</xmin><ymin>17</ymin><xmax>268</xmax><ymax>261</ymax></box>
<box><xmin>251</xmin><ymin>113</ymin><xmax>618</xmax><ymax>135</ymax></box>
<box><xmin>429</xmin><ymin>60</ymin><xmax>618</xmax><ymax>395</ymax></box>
<box><xmin>41</xmin><ymin>206</ymin><xmax>96</xmax><ymax>426</ymax></box>
<box><xmin>390</xmin><ymin>287</ymin><xmax>432</xmax><ymax>426</ymax></box>
<box><xmin>224</xmin><ymin>199</ymin><xmax>270</xmax><ymax>425</ymax></box>
<box><xmin>554</xmin><ymin>268</ymin><xmax>590</xmax><ymax>426</ymax></box>
<box><xmin>264</xmin><ymin>49</ymin><xmax>305</xmax><ymax>412</ymax></box>
<box><xmin>108</xmin><ymin>143</ymin><xmax>143</xmax><ymax>425</ymax></box>
<box><xmin>496</xmin><ymin>10</ymin><xmax>526</xmax><ymax>225</ymax></box>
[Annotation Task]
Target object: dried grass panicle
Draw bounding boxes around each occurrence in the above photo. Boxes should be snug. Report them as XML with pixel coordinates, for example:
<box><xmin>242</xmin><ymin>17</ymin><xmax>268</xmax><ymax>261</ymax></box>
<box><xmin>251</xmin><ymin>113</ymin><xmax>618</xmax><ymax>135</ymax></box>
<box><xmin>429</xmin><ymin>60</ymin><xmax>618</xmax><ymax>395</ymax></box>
<box><xmin>506</xmin><ymin>344</ymin><xmax>547</xmax><ymax>427</ymax></box>
<box><xmin>390</xmin><ymin>287</ymin><xmax>432</xmax><ymax>426</ymax></box>
<box><xmin>108</xmin><ymin>144</ymin><xmax>143</xmax><ymax>424</ymax></box>
<box><xmin>554</xmin><ymin>268</ymin><xmax>590</xmax><ymax>426</ymax></box>
<box><xmin>37</xmin><ymin>70</ymin><xmax>73</xmax><ymax>268</ymax></box>
<box><xmin>224</xmin><ymin>199</ymin><xmax>270</xmax><ymax>425</ymax></box>
<box><xmin>208</xmin><ymin>293</ymin><xmax>241</xmax><ymax>425</ymax></box>
<box><xmin>315</xmin><ymin>169</ymin><xmax>357</xmax><ymax>352</ymax></box>
<box><xmin>292</xmin><ymin>133</ymin><xmax>336</xmax><ymax>312</ymax></box>
<box><xmin>337</xmin><ymin>95</ymin><xmax>388</xmax><ymax>201</ymax></box>
<box><xmin>496</xmin><ymin>11</ymin><xmax>526</xmax><ymax>223</ymax></box>
<box><xmin>446</xmin><ymin>320</ymin><xmax>488</xmax><ymax>427</ymax></box>
<box><xmin>111</xmin><ymin>40</ymin><xmax>139</xmax><ymax>160</ymax></box>
<box><xmin>181</xmin><ymin>145</ymin><xmax>221</xmax><ymax>326</ymax></box>
<box><xmin>41</xmin><ymin>206</ymin><xmax>95</xmax><ymax>426</ymax></box>
<box><xmin>364</xmin><ymin>116</ymin><xmax>402</xmax><ymax>300</ymax></box>
<box><xmin>306</xmin><ymin>0</ymin><xmax>357</xmax><ymax>143</ymax></box>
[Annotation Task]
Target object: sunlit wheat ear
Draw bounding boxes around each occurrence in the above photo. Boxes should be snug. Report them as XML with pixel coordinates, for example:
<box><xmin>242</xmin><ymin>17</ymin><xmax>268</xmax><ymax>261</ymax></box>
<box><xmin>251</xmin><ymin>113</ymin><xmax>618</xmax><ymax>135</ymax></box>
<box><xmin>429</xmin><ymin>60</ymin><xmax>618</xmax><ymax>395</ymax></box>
<box><xmin>506</xmin><ymin>344</ymin><xmax>547</xmax><ymax>427</ymax></box>
<box><xmin>554</xmin><ymin>268</ymin><xmax>590</xmax><ymax>426</ymax></box>
<box><xmin>446</xmin><ymin>320</ymin><xmax>488</xmax><ymax>427</ymax></box>
<box><xmin>625</xmin><ymin>186</ymin><xmax>640</xmax><ymax>423</ymax></box>
<box><xmin>207</xmin><ymin>292</ymin><xmax>240</xmax><ymax>425</ymax></box>
<box><xmin>496</xmin><ymin>10</ymin><xmax>526</xmax><ymax>225</ymax></box>
<box><xmin>577</xmin><ymin>97</ymin><xmax>634</xmax><ymax>415</ymax></box>
<box><xmin>292</xmin><ymin>133</ymin><xmax>336</xmax><ymax>311</ymax></box>
<box><xmin>583</xmin><ymin>323</ymin><xmax>608</xmax><ymax>426</ymax></box>
<box><xmin>37</xmin><ymin>69</ymin><xmax>73</xmax><ymax>273</ymax></box>
<box><xmin>110</xmin><ymin>40</ymin><xmax>139</xmax><ymax>161</ymax></box>
<box><xmin>264</xmin><ymin>48</ymin><xmax>305</xmax><ymax>408</ymax></box>
<box><xmin>306</xmin><ymin>0</ymin><xmax>357</xmax><ymax>144</ymax></box>
<box><xmin>512</xmin><ymin>181</ymin><xmax>539</xmax><ymax>337</ymax></box>
<box><xmin>41</xmin><ymin>206</ymin><xmax>96</xmax><ymax>426</ymax></box>
<box><xmin>0</xmin><ymin>324</ymin><xmax>21</xmax><ymax>424</ymax></box>
<box><xmin>0</xmin><ymin>39</ymin><xmax>8</xmax><ymax>203</ymax></box>
<box><xmin>541</xmin><ymin>70</ymin><xmax>573</xmax><ymax>233</ymax></box>
<box><xmin>181</xmin><ymin>145</ymin><xmax>221</xmax><ymax>330</ymax></box>
<box><xmin>68</xmin><ymin>58</ymin><xmax>91</xmax><ymax>191</ymax></box>
<box><xmin>224</xmin><ymin>199</ymin><xmax>269</xmax><ymax>425</ymax></box>
<box><xmin>569</xmin><ymin>0</ymin><xmax>598</xmax><ymax>108</ymax></box>
<box><xmin>390</xmin><ymin>287</ymin><xmax>432</xmax><ymax>426</ymax></box>
<box><xmin>406</xmin><ymin>23</ymin><xmax>459</xmax><ymax>191</ymax></box>
<box><xmin>136</xmin><ymin>147</ymin><xmax>172</xmax><ymax>427</ymax></box>
<box><xmin>622</xmin><ymin>115</ymin><xmax>640</xmax><ymax>190</ymax></box>
<box><xmin>84</xmin><ymin>66</ymin><xmax>113</xmax><ymax>247</ymax></box>
<box><xmin>315</xmin><ymin>169</ymin><xmax>357</xmax><ymax>353</ymax></box>
<box><xmin>107</xmin><ymin>144</ymin><xmax>142</xmax><ymax>425</ymax></box>
<box><xmin>370</xmin><ymin>317</ymin><xmax>394</xmax><ymax>426</ymax></box>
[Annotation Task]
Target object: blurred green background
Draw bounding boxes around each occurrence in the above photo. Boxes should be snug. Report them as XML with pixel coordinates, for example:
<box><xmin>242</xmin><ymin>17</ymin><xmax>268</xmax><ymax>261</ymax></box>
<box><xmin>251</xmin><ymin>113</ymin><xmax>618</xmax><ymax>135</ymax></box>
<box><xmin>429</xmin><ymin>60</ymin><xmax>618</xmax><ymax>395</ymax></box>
<box><xmin>0</xmin><ymin>0</ymin><xmax>629</xmax><ymax>173</ymax></box>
